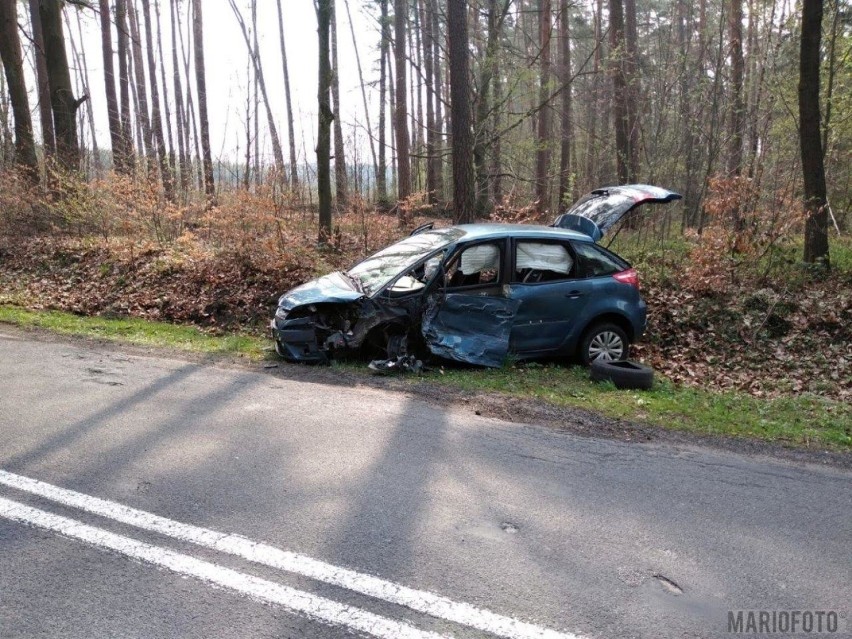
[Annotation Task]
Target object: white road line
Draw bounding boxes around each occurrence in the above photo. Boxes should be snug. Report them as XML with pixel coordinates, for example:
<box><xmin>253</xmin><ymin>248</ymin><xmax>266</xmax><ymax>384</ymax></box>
<box><xmin>0</xmin><ymin>469</ymin><xmax>580</xmax><ymax>639</ymax></box>
<box><xmin>0</xmin><ymin>496</ymin><xmax>447</xmax><ymax>639</ymax></box>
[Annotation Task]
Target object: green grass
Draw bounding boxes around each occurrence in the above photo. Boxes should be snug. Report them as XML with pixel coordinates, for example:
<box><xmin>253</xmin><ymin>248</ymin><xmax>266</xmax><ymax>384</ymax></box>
<box><xmin>1</xmin><ymin>304</ymin><xmax>848</xmax><ymax>451</ymax></box>
<box><xmin>0</xmin><ymin>305</ymin><xmax>267</xmax><ymax>358</ymax></box>
<box><xmin>426</xmin><ymin>363</ymin><xmax>851</xmax><ymax>450</ymax></box>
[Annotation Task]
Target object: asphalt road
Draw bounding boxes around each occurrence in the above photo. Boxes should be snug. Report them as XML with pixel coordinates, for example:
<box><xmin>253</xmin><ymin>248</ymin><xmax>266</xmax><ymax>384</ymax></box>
<box><xmin>0</xmin><ymin>331</ymin><xmax>849</xmax><ymax>639</ymax></box>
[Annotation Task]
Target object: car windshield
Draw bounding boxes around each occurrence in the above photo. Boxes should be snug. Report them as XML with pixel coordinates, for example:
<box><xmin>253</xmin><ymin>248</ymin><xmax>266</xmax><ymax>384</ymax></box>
<box><xmin>347</xmin><ymin>228</ymin><xmax>464</xmax><ymax>295</ymax></box>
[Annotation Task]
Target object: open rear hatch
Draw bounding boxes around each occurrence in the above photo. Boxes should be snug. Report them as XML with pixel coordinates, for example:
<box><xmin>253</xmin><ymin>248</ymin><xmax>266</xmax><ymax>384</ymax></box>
<box><xmin>552</xmin><ymin>184</ymin><xmax>682</xmax><ymax>241</ymax></box>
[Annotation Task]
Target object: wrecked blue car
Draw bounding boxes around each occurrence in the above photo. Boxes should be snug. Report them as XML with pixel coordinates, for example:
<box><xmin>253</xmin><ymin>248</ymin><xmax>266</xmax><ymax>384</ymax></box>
<box><xmin>270</xmin><ymin>185</ymin><xmax>681</xmax><ymax>367</ymax></box>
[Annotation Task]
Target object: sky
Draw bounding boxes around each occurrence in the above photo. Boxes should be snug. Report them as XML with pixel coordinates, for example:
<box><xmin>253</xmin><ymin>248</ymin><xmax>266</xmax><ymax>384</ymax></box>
<box><xmin>54</xmin><ymin>0</ymin><xmax>382</xmax><ymax>165</ymax></box>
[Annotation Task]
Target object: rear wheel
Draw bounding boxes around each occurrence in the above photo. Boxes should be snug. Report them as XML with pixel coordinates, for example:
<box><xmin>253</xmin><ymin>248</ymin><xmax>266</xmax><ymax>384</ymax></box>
<box><xmin>579</xmin><ymin>323</ymin><xmax>629</xmax><ymax>365</ymax></box>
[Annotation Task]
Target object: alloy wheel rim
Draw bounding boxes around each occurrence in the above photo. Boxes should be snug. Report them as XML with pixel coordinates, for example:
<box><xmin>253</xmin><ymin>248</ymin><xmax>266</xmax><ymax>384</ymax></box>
<box><xmin>589</xmin><ymin>331</ymin><xmax>624</xmax><ymax>361</ymax></box>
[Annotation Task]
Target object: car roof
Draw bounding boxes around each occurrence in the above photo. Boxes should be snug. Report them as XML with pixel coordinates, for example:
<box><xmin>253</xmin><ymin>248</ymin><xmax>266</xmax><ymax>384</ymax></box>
<box><xmin>449</xmin><ymin>223</ymin><xmax>594</xmax><ymax>243</ymax></box>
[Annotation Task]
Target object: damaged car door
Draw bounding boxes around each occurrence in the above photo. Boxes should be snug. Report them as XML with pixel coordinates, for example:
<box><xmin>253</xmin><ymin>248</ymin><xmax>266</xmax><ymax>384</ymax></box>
<box><xmin>421</xmin><ymin>240</ymin><xmax>520</xmax><ymax>367</ymax></box>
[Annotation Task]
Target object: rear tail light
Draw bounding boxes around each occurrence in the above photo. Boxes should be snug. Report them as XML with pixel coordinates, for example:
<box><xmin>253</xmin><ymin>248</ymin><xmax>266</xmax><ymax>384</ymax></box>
<box><xmin>612</xmin><ymin>268</ymin><xmax>639</xmax><ymax>289</ymax></box>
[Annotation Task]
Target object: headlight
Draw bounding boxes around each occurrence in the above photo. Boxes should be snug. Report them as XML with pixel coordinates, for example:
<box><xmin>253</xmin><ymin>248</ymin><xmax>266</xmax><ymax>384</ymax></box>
<box><xmin>275</xmin><ymin>307</ymin><xmax>288</xmax><ymax>321</ymax></box>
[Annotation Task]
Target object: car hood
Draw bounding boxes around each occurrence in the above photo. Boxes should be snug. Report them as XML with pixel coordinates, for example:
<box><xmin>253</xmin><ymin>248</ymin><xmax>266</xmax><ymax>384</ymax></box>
<box><xmin>277</xmin><ymin>271</ymin><xmax>365</xmax><ymax>310</ymax></box>
<box><xmin>552</xmin><ymin>184</ymin><xmax>682</xmax><ymax>241</ymax></box>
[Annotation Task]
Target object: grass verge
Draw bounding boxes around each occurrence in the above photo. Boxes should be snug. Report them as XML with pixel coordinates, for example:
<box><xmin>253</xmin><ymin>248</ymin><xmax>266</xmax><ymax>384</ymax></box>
<box><xmin>431</xmin><ymin>364</ymin><xmax>851</xmax><ymax>450</ymax></box>
<box><xmin>1</xmin><ymin>304</ymin><xmax>849</xmax><ymax>451</ymax></box>
<box><xmin>0</xmin><ymin>305</ymin><xmax>267</xmax><ymax>358</ymax></box>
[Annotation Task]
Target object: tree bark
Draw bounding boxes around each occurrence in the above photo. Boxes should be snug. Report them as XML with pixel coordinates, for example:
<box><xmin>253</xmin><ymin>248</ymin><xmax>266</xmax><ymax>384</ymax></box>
<box><xmin>727</xmin><ymin>0</ymin><xmax>744</xmax><ymax>177</ymax></box>
<box><xmin>28</xmin><ymin>0</ymin><xmax>55</xmax><ymax>157</ymax></box>
<box><xmin>316</xmin><ymin>0</ymin><xmax>333</xmax><ymax>242</ymax></box>
<box><xmin>558</xmin><ymin>0</ymin><xmax>574</xmax><ymax>210</ymax></box>
<box><xmin>608</xmin><ymin>0</ymin><xmax>629</xmax><ymax>184</ymax></box>
<box><xmin>447</xmin><ymin>0</ymin><xmax>474</xmax><ymax>223</ymax></box>
<box><xmin>330</xmin><ymin>0</ymin><xmax>347</xmax><ymax>209</ymax></box>
<box><xmin>168</xmin><ymin>0</ymin><xmax>188</xmax><ymax>192</ymax></box>
<box><xmin>623</xmin><ymin>0</ymin><xmax>639</xmax><ymax>181</ymax></box>
<box><xmin>98</xmin><ymin>0</ymin><xmax>125</xmax><ymax>172</ymax></box>
<box><xmin>141</xmin><ymin>0</ymin><xmax>174</xmax><ymax>198</ymax></box>
<box><xmin>191</xmin><ymin>0</ymin><xmax>215</xmax><ymax>199</ymax></box>
<box><xmin>393</xmin><ymin>0</ymin><xmax>411</xmax><ymax>205</ymax></box>
<box><xmin>799</xmin><ymin>0</ymin><xmax>829</xmax><ymax>266</ymax></box>
<box><xmin>127</xmin><ymin>0</ymin><xmax>154</xmax><ymax>163</ymax></box>
<box><xmin>116</xmin><ymin>0</ymin><xmax>134</xmax><ymax>168</ymax></box>
<box><xmin>0</xmin><ymin>0</ymin><xmax>39</xmax><ymax>178</ymax></box>
<box><xmin>39</xmin><ymin>0</ymin><xmax>83</xmax><ymax>171</ymax></box>
<box><xmin>275</xmin><ymin>0</ymin><xmax>300</xmax><ymax>190</ymax></box>
<box><xmin>377</xmin><ymin>0</ymin><xmax>389</xmax><ymax>204</ymax></box>
<box><xmin>535</xmin><ymin>0</ymin><xmax>552</xmax><ymax>211</ymax></box>
<box><xmin>228</xmin><ymin>0</ymin><xmax>286</xmax><ymax>184</ymax></box>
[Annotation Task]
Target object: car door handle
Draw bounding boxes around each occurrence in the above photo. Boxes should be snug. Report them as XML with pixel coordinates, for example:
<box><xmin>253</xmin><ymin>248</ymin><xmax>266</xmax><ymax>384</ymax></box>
<box><xmin>565</xmin><ymin>290</ymin><xmax>584</xmax><ymax>298</ymax></box>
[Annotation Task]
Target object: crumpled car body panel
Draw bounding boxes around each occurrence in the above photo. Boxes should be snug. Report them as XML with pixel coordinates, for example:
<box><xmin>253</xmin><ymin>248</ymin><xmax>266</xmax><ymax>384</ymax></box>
<box><xmin>421</xmin><ymin>294</ymin><xmax>521</xmax><ymax>367</ymax></box>
<box><xmin>278</xmin><ymin>272</ymin><xmax>364</xmax><ymax>310</ymax></box>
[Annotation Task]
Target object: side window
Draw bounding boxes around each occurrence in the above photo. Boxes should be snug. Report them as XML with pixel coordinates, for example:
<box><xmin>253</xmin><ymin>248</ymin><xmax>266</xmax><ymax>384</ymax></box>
<box><xmin>445</xmin><ymin>242</ymin><xmax>502</xmax><ymax>289</ymax></box>
<box><xmin>513</xmin><ymin>241</ymin><xmax>575</xmax><ymax>283</ymax></box>
<box><xmin>571</xmin><ymin>241</ymin><xmax>627</xmax><ymax>278</ymax></box>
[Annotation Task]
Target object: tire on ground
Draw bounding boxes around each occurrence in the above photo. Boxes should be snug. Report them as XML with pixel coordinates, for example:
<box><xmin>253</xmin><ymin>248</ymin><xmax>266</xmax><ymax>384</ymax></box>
<box><xmin>589</xmin><ymin>359</ymin><xmax>654</xmax><ymax>390</ymax></box>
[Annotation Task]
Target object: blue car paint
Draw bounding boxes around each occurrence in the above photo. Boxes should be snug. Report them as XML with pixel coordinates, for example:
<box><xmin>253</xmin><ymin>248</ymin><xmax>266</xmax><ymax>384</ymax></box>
<box><xmin>272</xmin><ymin>205</ymin><xmax>661</xmax><ymax>366</ymax></box>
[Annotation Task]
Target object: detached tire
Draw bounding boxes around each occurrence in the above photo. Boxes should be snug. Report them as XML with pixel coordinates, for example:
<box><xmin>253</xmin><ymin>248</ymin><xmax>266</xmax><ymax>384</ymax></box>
<box><xmin>590</xmin><ymin>359</ymin><xmax>654</xmax><ymax>390</ymax></box>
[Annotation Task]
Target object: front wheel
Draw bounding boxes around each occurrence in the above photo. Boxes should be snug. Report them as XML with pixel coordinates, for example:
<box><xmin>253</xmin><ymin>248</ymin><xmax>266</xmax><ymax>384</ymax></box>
<box><xmin>578</xmin><ymin>323</ymin><xmax>629</xmax><ymax>365</ymax></box>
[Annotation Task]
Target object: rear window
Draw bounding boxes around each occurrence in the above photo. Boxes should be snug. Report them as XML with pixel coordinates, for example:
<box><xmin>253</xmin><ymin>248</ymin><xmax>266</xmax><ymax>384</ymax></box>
<box><xmin>571</xmin><ymin>241</ymin><xmax>628</xmax><ymax>278</ymax></box>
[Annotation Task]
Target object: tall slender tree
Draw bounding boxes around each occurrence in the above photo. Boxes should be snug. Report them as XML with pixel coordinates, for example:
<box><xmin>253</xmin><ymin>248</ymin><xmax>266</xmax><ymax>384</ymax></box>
<box><xmin>28</xmin><ymin>0</ymin><xmax>55</xmax><ymax>157</ymax></box>
<box><xmin>141</xmin><ymin>0</ymin><xmax>173</xmax><ymax>197</ymax></box>
<box><xmin>393</xmin><ymin>0</ymin><xmax>411</xmax><ymax>205</ymax></box>
<box><xmin>535</xmin><ymin>0</ymin><xmax>553</xmax><ymax>211</ymax></box>
<box><xmin>192</xmin><ymin>0</ymin><xmax>215</xmax><ymax>199</ymax></box>
<box><xmin>275</xmin><ymin>0</ymin><xmax>299</xmax><ymax>190</ymax></box>
<box><xmin>609</xmin><ymin>0</ymin><xmax>629</xmax><ymax>184</ymax></box>
<box><xmin>116</xmin><ymin>0</ymin><xmax>134</xmax><ymax>167</ymax></box>
<box><xmin>558</xmin><ymin>0</ymin><xmax>574</xmax><ymax>209</ymax></box>
<box><xmin>448</xmin><ymin>0</ymin><xmax>474</xmax><ymax>222</ymax></box>
<box><xmin>376</xmin><ymin>0</ymin><xmax>390</xmax><ymax>204</ymax></box>
<box><xmin>39</xmin><ymin>0</ymin><xmax>84</xmax><ymax>170</ymax></box>
<box><xmin>0</xmin><ymin>0</ymin><xmax>39</xmax><ymax>177</ymax></box>
<box><xmin>330</xmin><ymin>1</ymin><xmax>347</xmax><ymax>208</ymax></box>
<box><xmin>98</xmin><ymin>0</ymin><xmax>125</xmax><ymax>172</ymax></box>
<box><xmin>316</xmin><ymin>0</ymin><xmax>333</xmax><ymax>241</ymax></box>
<box><xmin>799</xmin><ymin>0</ymin><xmax>829</xmax><ymax>266</ymax></box>
<box><xmin>228</xmin><ymin>0</ymin><xmax>286</xmax><ymax>183</ymax></box>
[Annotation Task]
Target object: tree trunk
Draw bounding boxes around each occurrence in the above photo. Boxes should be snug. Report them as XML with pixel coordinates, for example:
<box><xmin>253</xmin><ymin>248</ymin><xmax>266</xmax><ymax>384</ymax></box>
<box><xmin>430</xmin><ymin>0</ymin><xmax>444</xmax><ymax>202</ymax></box>
<box><xmin>316</xmin><ymin>0</ymin><xmax>333</xmax><ymax>242</ymax></box>
<box><xmin>154</xmin><ymin>0</ymin><xmax>176</xmax><ymax>181</ymax></box>
<box><xmin>39</xmin><ymin>0</ymin><xmax>82</xmax><ymax>171</ymax></box>
<box><xmin>330</xmin><ymin>1</ymin><xmax>347</xmax><ymax>209</ymax></box>
<box><xmin>141</xmin><ymin>0</ymin><xmax>174</xmax><ymax>198</ymax></box>
<box><xmin>608</xmin><ymin>0</ymin><xmax>629</xmax><ymax>184</ymax></box>
<box><xmin>116</xmin><ymin>0</ymin><xmax>134</xmax><ymax>168</ymax></box>
<box><xmin>127</xmin><ymin>0</ymin><xmax>154</xmax><ymax>164</ymax></box>
<box><xmin>377</xmin><ymin>0</ymin><xmax>389</xmax><ymax>204</ymax></box>
<box><xmin>343</xmin><ymin>0</ymin><xmax>377</xmax><ymax>198</ymax></box>
<box><xmin>191</xmin><ymin>0</ymin><xmax>215</xmax><ymax>199</ymax></box>
<box><xmin>169</xmin><ymin>0</ymin><xmax>188</xmax><ymax>192</ymax></box>
<box><xmin>98</xmin><ymin>0</ymin><xmax>125</xmax><ymax>172</ymax></box>
<box><xmin>275</xmin><ymin>0</ymin><xmax>299</xmax><ymax>190</ymax></box>
<box><xmin>727</xmin><ymin>0</ymin><xmax>744</xmax><ymax>177</ymax></box>
<box><xmin>393</xmin><ymin>0</ymin><xmax>411</xmax><ymax>207</ymax></box>
<box><xmin>623</xmin><ymin>0</ymin><xmax>639</xmax><ymax>181</ymax></box>
<box><xmin>28</xmin><ymin>0</ymin><xmax>55</xmax><ymax>158</ymax></box>
<box><xmin>227</xmin><ymin>0</ymin><xmax>286</xmax><ymax>184</ymax></box>
<box><xmin>0</xmin><ymin>0</ymin><xmax>39</xmax><ymax>178</ymax></box>
<box><xmin>799</xmin><ymin>0</ymin><xmax>829</xmax><ymax>266</ymax></box>
<box><xmin>535</xmin><ymin>0</ymin><xmax>553</xmax><ymax>211</ymax></box>
<box><xmin>447</xmin><ymin>0</ymin><xmax>474</xmax><ymax>223</ymax></box>
<box><xmin>558</xmin><ymin>0</ymin><xmax>574</xmax><ymax>210</ymax></box>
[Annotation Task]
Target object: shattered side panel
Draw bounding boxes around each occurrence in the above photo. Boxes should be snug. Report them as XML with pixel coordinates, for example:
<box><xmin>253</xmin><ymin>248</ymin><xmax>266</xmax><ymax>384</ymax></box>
<box><xmin>421</xmin><ymin>294</ymin><xmax>521</xmax><ymax>368</ymax></box>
